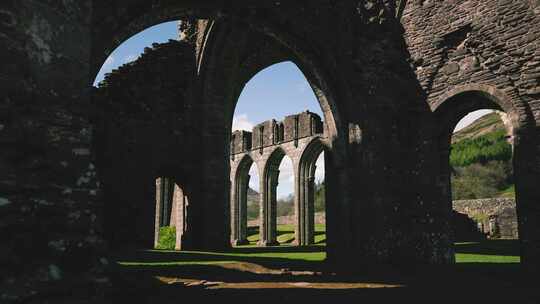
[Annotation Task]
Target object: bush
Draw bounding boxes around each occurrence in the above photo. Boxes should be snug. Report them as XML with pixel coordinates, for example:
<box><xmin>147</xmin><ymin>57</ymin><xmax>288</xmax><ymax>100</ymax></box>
<box><xmin>156</xmin><ymin>226</ymin><xmax>176</xmax><ymax>250</ymax></box>
<box><xmin>277</xmin><ymin>195</ymin><xmax>294</xmax><ymax>217</ymax></box>
<box><xmin>451</xmin><ymin>161</ymin><xmax>512</xmax><ymax>200</ymax></box>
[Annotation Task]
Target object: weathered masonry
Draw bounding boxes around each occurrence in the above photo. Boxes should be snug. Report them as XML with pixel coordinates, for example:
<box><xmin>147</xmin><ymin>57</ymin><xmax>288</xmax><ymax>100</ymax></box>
<box><xmin>230</xmin><ymin>111</ymin><xmax>324</xmax><ymax>246</ymax></box>
<box><xmin>2</xmin><ymin>0</ymin><xmax>540</xmax><ymax>301</ymax></box>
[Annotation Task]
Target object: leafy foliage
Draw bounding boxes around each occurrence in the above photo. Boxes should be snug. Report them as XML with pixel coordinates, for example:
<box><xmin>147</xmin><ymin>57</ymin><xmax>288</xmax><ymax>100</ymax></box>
<box><xmin>450</xmin><ymin>115</ymin><xmax>514</xmax><ymax>200</ymax></box>
<box><xmin>450</xmin><ymin>129</ymin><xmax>512</xmax><ymax>167</ymax></box>
<box><xmin>451</xmin><ymin>161</ymin><xmax>512</xmax><ymax>200</ymax></box>
<box><xmin>156</xmin><ymin>226</ymin><xmax>176</xmax><ymax>250</ymax></box>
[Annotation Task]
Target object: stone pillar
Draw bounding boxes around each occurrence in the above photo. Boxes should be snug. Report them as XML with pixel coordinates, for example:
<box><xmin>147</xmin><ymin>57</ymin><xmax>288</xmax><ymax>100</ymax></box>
<box><xmin>296</xmin><ymin>163</ymin><xmax>316</xmax><ymax>246</ymax></box>
<box><xmin>173</xmin><ymin>185</ymin><xmax>189</xmax><ymax>250</ymax></box>
<box><xmin>230</xmin><ymin>172</ymin><xmax>239</xmax><ymax>244</ymax></box>
<box><xmin>306</xmin><ymin>167</ymin><xmax>316</xmax><ymax>245</ymax></box>
<box><xmin>259</xmin><ymin>165</ymin><xmax>279</xmax><ymax>246</ymax></box>
<box><xmin>514</xmin><ymin>127</ymin><xmax>540</xmax><ymax>272</ymax></box>
<box><xmin>161</xmin><ymin>178</ymin><xmax>174</xmax><ymax>226</ymax></box>
<box><xmin>154</xmin><ymin>178</ymin><xmax>163</xmax><ymax>248</ymax></box>
<box><xmin>231</xmin><ymin>173</ymin><xmax>250</xmax><ymax>245</ymax></box>
<box><xmin>239</xmin><ymin>174</ymin><xmax>250</xmax><ymax>244</ymax></box>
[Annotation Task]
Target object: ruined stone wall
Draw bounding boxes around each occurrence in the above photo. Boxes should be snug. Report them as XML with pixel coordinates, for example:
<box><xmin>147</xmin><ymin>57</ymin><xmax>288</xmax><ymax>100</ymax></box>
<box><xmin>401</xmin><ymin>0</ymin><xmax>539</xmax><ymax>266</ymax></box>
<box><xmin>94</xmin><ymin>40</ymin><xmax>201</xmax><ymax>251</ymax></box>
<box><xmin>453</xmin><ymin>198</ymin><xmax>518</xmax><ymax>239</ymax></box>
<box><xmin>233</xmin><ymin>111</ymin><xmax>323</xmax><ymax>153</ymax></box>
<box><xmin>453</xmin><ymin>198</ymin><xmax>516</xmax><ymax>217</ymax></box>
<box><xmin>401</xmin><ymin>0</ymin><xmax>540</xmax><ymax>116</ymax></box>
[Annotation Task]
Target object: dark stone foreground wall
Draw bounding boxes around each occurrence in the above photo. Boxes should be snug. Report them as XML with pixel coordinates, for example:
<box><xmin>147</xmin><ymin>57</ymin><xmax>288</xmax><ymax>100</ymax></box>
<box><xmin>0</xmin><ymin>0</ymin><xmax>110</xmax><ymax>301</ymax></box>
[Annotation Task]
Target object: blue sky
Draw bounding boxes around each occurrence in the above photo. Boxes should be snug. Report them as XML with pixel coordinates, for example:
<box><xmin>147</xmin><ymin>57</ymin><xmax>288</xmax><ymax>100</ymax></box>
<box><xmin>93</xmin><ymin>22</ymin><xmax>491</xmax><ymax>198</ymax></box>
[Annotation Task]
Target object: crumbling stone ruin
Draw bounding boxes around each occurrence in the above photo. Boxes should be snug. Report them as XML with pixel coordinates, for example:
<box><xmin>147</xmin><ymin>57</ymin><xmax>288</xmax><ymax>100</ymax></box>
<box><xmin>155</xmin><ymin>111</ymin><xmax>324</xmax><ymax>248</ymax></box>
<box><xmin>454</xmin><ymin>198</ymin><xmax>519</xmax><ymax>239</ymax></box>
<box><xmin>1</xmin><ymin>0</ymin><xmax>539</xmax><ymax>301</ymax></box>
<box><xmin>230</xmin><ymin>111</ymin><xmax>324</xmax><ymax>246</ymax></box>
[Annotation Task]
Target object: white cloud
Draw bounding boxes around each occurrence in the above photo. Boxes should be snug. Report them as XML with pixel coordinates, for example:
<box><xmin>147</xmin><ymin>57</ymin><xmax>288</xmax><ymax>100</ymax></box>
<box><xmin>315</xmin><ymin>152</ymin><xmax>325</xmax><ymax>183</ymax></box>
<box><xmin>232</xmin><ymin>114</ymin><xmax>254</xmax><ymax>132</ymax></box>
<box><xmin>279</xmin><ymin>158</ymin><xmax>294</xmax><ymax>184</ymax></box>
<box><xmin>249</xmin><ymin>164</ymin><xmax>259</xmax><ymax>191</ymax></box>
<box><xmin>124</xmin><ymin>54</ymin><xmax>138</xmax><ymax>63</ymax></box>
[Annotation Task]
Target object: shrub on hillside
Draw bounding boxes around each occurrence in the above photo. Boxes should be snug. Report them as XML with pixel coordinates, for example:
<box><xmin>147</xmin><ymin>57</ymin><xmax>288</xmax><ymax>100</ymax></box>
<box><xmin>451</xmin><ymin>161</ymin><xmax>512</xmax><ymax>200</ymax></box>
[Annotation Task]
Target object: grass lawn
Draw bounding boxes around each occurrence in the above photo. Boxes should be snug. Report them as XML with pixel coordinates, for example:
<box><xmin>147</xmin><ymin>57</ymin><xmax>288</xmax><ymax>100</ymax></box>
<box><xmin>246</xmin><ymin>224</ymin><xmax>326</xmax><ymax>245</ymax></box>
<box><xmin>125</xmin><ymin>225</ymin><xmax>520</xmax><ymax>268</ymax></box>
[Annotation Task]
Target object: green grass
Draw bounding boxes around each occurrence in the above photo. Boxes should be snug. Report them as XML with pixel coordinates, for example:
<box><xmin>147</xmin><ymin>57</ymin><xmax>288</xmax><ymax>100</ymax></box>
<box><xmin>498</xmin><ymin>184</ymin><xmax>516</xmax><ymax>198</ymax></box>
<box><xmin>141</xmin><ymin>225</ymin><xmax>520</xmax><ymax>269</ymax></box>
<box><xmin>245</xmin><ymin>224</ymin><xmax>326</xmax><ymax>245</ymax></box>
<box><xmin>454</xmin><ymin>240</ymin><xmax>520</xmax><ymax>263</ymax></box>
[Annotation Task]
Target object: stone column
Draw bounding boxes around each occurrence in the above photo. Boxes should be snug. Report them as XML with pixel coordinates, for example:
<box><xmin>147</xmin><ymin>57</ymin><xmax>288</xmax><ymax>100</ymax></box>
<box><xmin>259</xmin><ymin>166</ymin><xmax>279</xmax><ymax>246</ymax></box>
<box><xmin>232</xmin><ymin>173</ymin><xmax>250</xmax><ymax>245</ymax></box>
<box><xmin>154</xmin><ymin>178</ymin><xmax>163</xmax><ymax>248</ymax></box>
<box><xmin>306</xmin><ymin>166</ymin><xmax>316</xmax><ymax>245</ymax></box>
<box><xmin>174</xmin><ymin>185</ymin><xmax>188</xmax><ymax>250</ymax></box>
<box><xmin>296</xmin><ymin>164</ymin><xmax>316</xmax><ymax>246</ymax></box>
<box><xmin>230</xmin><ymin>171</ymin><xmax>239</xmax><ymax>244</ymax></box>
<box><xmin>161</xmin><ymin>178</ymin><xmax>174</xmax><ymax>226</ymax></box>
<box><xmin>239</xmin><ymin>174</ymin><xmax>250</xmax><ymax>244</ymax></box>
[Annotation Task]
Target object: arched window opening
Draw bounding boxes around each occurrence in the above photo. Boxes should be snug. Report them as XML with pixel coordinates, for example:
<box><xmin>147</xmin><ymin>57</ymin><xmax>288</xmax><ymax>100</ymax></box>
<box><xmin>231</xmin><ymin>61</ymin><xmax>328</xmax><ymax>250</ymax></box>
<box><xmin>276</xmin><ymin>155</ymin><xmax>295</xmax><ymax>245</ymax></box>
<box><xmin>230</xmin><ymin>154</ymin><xmax>259</xmax><ymax>246</ymax></box>
<box><xmin>435</xmin><ymin>92</ymin><xmax>521</xmax><ymax>264</ymax></box>
<box><xmin>314</xmin><ymin>152</ymin><xmax>326</xmax><ymax>245</ymax></box>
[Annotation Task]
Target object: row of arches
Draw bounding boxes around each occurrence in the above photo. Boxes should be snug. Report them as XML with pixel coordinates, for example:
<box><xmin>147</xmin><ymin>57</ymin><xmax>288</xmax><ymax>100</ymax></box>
<box><xmin>231</xmin><ymin>136</ymin><xmax>325</xmax><ymax>247</ymax></box>
<box><xmin>92</xmin><ymin>15</ymin><xmax>539</xmax><ymax>269</ymax></box>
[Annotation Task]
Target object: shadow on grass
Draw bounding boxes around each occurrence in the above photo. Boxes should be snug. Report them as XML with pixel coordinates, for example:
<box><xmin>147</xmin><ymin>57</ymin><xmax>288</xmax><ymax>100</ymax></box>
<box><xmin>108</xmin><ymin>238</ymin><xmax>540</xmax><ymax>304</ymax></box>
<box><xmin>454</xmin><ymin>239</ymin><xmax>520</xmax><ymax>256</ymax></box>
<box><xmin>109</xmin><ymin>258</ymin><xmax>537</xmax><ymax>304</ymax></box>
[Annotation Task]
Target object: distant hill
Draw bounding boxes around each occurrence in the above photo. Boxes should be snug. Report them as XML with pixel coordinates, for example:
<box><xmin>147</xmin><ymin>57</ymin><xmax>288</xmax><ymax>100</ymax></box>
<box><xmin>246</xmin><ymin>182</ymin><xmax>325</xmax><ymax>220</ymax></box>
<box><xmin>452</xmin><ymin>112</ymin><xmax>506</xmax><ymax>143</ymax></box>
<box><xmin>450</xmin><ymin>112</ymin><xmax>514</xmax><ymax>200</ymax></box>
<box><xmin>247</xmin><ymin>187</ymin><xmax>260</xmax><ymax>220</ymax></box>
<box><xmin>450</xmin><ymin>112</ymin><xmax>512</xmax><ymax>168</ymax></box>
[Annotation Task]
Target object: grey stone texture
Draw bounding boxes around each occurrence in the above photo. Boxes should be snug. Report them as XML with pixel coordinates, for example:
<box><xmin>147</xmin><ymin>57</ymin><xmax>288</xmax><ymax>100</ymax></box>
<box><xmin>453</xmin><ymin>198</ymin><xmax>519</xmax><ymax>239</ymax></box>
<box><xmin>1</xmin><ymin>0</ymin><xmax>539</xmax><ymax>301</ymax></box>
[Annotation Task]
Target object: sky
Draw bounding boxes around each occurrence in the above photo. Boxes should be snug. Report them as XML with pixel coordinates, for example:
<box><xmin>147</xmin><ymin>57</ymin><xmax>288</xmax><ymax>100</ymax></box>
<box><xmin>93</xmin><ymin>21</ymin><xmax>491</xmax><ymax>198</ymax></box>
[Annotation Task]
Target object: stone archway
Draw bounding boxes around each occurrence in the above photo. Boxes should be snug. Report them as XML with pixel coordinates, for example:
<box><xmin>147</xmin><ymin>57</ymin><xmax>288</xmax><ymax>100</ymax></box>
<box><xmin>259</xmin><ymin>147</ymin><xmax>288</xmax><ymax>246</ymax></box>
<box><xmin>296</xmin><ymin>137</ymin><xmax>325</xmax><ymax>246</ymax></box>
<box><xmin>197</xmin><ymin>19</ymin><xmax>348</xmax><ymax>254</ymax></box>
<box><xmin>230</xmin><ymin>154</ymin><xmax>255</xmax><ymax>246</ymax></box>
<box><xmin>432</xmin><ymin>84</ymin><xmax>538</xmax><ymax>266</ymax></box>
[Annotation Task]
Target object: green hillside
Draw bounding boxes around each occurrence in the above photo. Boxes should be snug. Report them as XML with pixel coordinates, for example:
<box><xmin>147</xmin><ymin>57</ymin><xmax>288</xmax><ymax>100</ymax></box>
<box><xmin>450</xmin><ymin>112</ymin><xmax>514</xmax><ymax>200</ymax></box>
<box><xmin>452</xmin><ymin>112</ymin><xmax>506</xmax><ymax>143</ymax></box>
